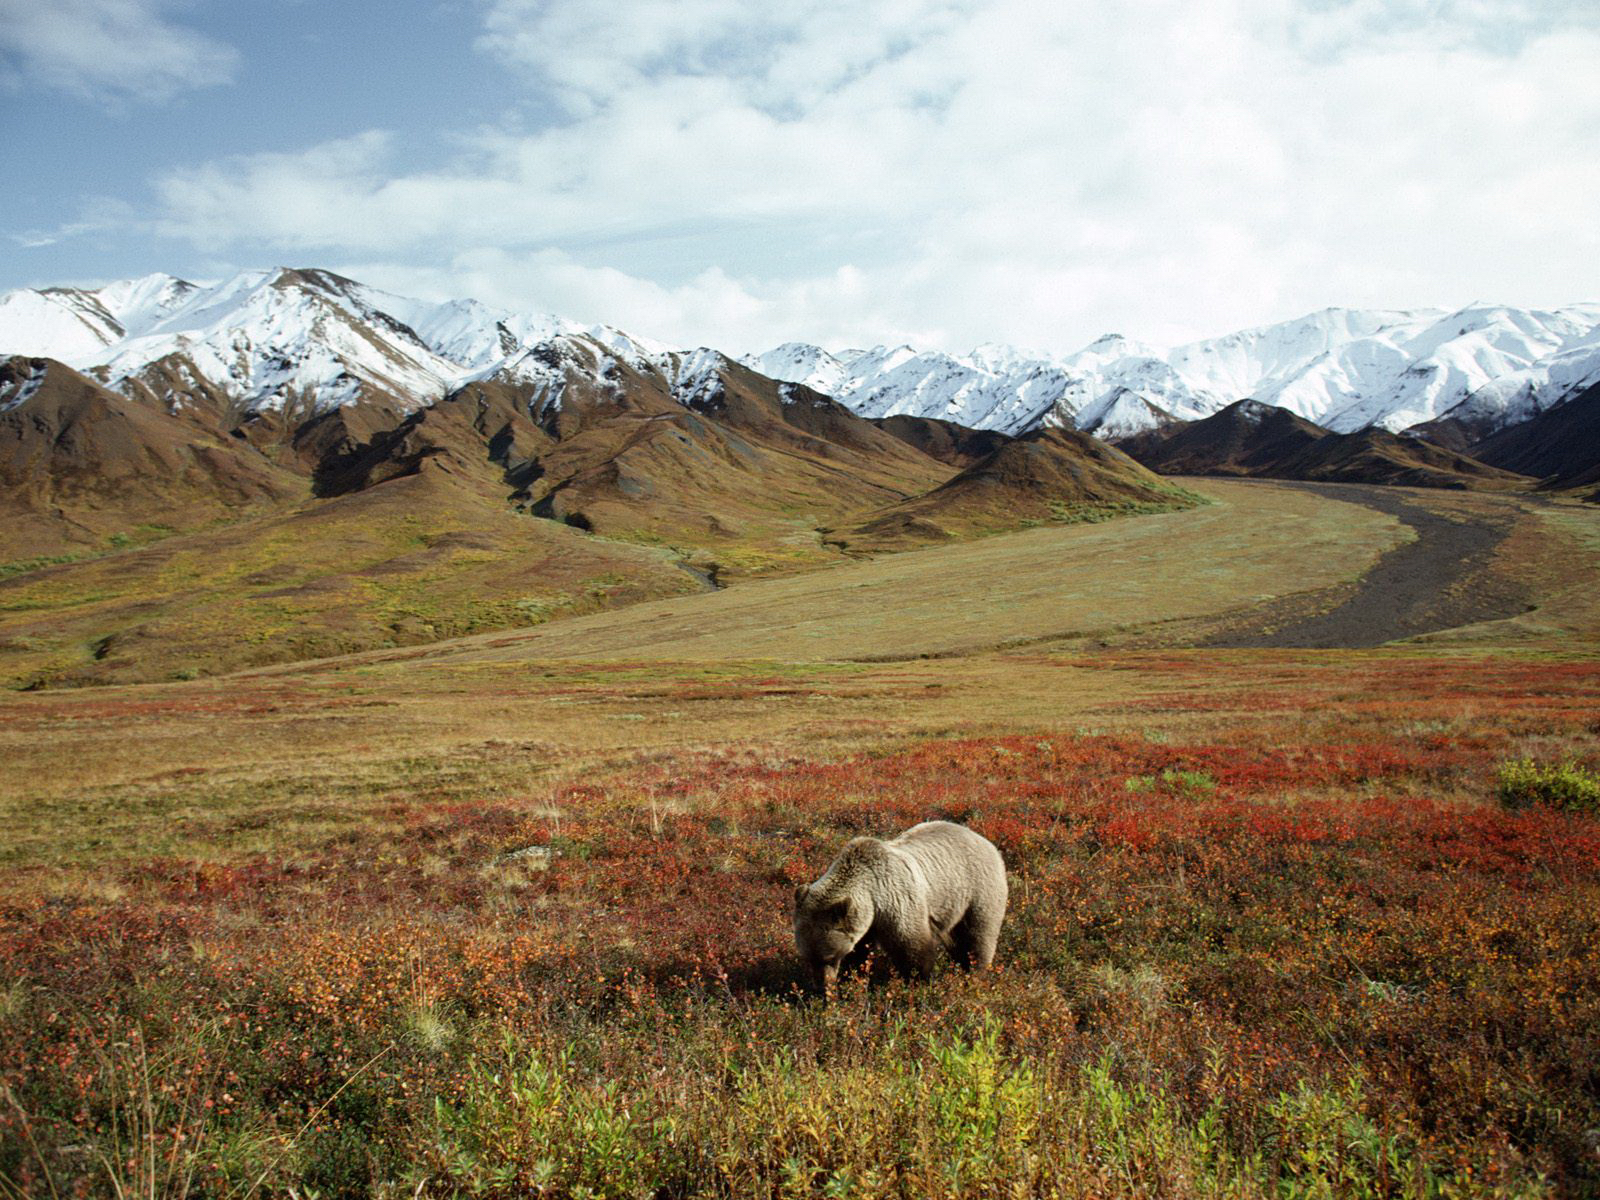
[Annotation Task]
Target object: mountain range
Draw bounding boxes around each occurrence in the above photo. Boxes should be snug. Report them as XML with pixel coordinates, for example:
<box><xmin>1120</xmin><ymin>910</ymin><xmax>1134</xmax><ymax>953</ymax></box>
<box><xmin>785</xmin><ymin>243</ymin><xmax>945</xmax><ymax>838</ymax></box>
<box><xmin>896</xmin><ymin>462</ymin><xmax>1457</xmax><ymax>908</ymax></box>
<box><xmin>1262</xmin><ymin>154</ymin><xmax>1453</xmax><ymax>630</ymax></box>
<box><xmin>1</xmin><ymin>266</ymin><xmax>1595</xmax><ymax>686</ymax></box>
<box><xmin>747</xmin><ymin>304</ymin><xmax>1600</xmax><ymax>441</ymax></box>
<box><xmin>0</xmin><ymin>269</ymin><xmax>1193</xmax><ymax>687</ymax></box>
<box><xmin>1115</xmin><ymin>398</ymin><xmax>1534</xmax><ymax>492</ymax></box>
<box><xmin>6</xmin><ymin>270</ymin><xmax>1598</xmax><ymax>448</ymax></box>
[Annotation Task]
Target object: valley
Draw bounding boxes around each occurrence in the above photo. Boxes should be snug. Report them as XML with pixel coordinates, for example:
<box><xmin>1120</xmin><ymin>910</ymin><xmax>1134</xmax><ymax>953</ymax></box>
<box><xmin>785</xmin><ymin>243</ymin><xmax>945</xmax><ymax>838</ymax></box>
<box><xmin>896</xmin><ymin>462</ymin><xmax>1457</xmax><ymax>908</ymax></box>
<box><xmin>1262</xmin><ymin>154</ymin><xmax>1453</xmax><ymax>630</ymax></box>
<box><xmin>4</xmin><ymin>268</ymin><xmax>1597</xmax><ymax>697</ymax></box>
<box><xmin>2</xmin><ymin>267</ymin><xmax>1598</xmax><ymax>1198</ymax></box>
<box><xmin>8</xmin><ymin>0</ymin><xmax>1598</xmax><ymax>1186</ymax></box>
<box><xmin>1204</xmin><ymin>482</ymin><xmax>1536</xmax><ymax>649</ymax></box>
<box><xmin>1</xmin><ymin>476</ymin><xmax>1597</xmax><ymax>1196</ymax></box>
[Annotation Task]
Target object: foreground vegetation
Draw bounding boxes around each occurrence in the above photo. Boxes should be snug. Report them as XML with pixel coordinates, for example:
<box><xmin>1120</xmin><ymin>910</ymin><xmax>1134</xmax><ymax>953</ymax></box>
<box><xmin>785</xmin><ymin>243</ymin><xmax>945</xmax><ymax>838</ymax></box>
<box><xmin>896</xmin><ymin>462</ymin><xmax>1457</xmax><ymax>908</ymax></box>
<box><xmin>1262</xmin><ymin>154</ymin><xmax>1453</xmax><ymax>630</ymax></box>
<box><xmin>2</xmin><ymin>648</ymin><xmax>1597</xmax><ymax>1197</ymax></box>
<box><xmin>2</xmin><ymin>482</ymin><xmax>1596</xmax><ymax>1196</ymax></box>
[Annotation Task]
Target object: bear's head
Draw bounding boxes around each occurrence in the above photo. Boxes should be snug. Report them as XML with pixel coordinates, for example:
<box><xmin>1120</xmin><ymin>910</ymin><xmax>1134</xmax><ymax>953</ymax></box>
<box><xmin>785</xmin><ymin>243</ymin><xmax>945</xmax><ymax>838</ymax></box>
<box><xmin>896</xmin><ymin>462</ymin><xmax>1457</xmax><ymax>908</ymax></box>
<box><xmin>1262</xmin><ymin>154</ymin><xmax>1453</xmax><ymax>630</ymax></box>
<box><xmin>793</xmin><ymin>885</ymin><xmax>869</xmax><ymax>991</ymax></box>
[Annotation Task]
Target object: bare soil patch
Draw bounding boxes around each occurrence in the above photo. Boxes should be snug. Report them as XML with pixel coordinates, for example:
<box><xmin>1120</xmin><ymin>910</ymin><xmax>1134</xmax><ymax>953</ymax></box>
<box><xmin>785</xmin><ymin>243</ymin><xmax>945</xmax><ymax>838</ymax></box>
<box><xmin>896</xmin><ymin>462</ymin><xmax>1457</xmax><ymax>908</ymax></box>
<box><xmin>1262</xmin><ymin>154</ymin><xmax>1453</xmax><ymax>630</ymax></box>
<box><xmin>1206</xmin><ymin>482</ymin><xmax>1528</xmax><ymax>649</ymax></box>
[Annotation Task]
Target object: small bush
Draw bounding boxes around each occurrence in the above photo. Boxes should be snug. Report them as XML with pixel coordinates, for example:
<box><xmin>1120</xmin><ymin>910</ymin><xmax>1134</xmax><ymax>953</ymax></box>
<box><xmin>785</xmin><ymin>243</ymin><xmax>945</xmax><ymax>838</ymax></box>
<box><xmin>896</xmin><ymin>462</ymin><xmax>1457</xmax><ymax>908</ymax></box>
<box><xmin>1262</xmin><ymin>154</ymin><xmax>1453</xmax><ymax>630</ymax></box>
<box><xmin>428</xmin><ymin>1040</ymin><xmax>686</xmax><ymax>1197</ymax></box>
<box><xmin>1124</xmin><ymin>769</ymin><xmax>1216</xmax><ymax>797</ymax></box>
<box><xmin>1497</xmin><ymin>758</ymin><xmax>1600</xmax><ymax>813</ymax></box>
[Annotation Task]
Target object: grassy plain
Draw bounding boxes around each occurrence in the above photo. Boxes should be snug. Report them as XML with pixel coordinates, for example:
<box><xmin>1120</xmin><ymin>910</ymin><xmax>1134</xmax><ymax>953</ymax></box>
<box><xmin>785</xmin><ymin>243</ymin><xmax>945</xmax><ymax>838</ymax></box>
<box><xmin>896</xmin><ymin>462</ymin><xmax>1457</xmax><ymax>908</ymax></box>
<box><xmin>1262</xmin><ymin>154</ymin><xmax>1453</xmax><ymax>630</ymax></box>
<box><xmin>259</xmin><ymin>479</ymin><xmax>1411</xmax><ymax>668</ymax></box>
<box><xmin>0</xmin><ymin>471</ymin><xmax>704</xmax><ymax>691</ymax></box>
<box><xmin>1</xmin><ymin>480</ymin><xmax>1598</xmax><ymax>1197</ymax></box>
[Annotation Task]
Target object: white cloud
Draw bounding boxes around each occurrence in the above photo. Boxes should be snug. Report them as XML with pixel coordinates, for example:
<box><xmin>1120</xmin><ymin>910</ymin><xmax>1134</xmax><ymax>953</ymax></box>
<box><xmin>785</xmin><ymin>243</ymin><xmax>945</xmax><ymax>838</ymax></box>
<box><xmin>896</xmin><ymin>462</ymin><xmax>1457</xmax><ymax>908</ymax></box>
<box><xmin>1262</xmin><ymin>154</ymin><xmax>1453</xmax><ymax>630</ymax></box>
<box><xmin>0</xmin><ymin>0</ymin><xmax>236</xmax><ymax>105</ymax></box>
<box><xmin>134</xmin><ymin>0</ymin><xmax>1600</xmax><ymax>353</ymax></box>
<box><xmin>340</xmin><ymin>249</ymin><xmax>934</xmax><ymax>352</ymax></box>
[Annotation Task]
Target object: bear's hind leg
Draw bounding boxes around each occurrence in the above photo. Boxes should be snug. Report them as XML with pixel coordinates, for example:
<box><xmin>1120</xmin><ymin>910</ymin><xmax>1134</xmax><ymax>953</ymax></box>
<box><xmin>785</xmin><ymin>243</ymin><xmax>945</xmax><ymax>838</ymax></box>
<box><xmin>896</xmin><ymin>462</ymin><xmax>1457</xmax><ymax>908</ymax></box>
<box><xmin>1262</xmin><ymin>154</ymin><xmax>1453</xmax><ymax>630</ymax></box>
<box><xmin>945</xmin><ymin>911</ymin><xmax>977</xmax><ymax>969</ymax></box>
<box><xmin>963</xmin><ymin>901</ymin><xmax>1004</xmax><ymax>970</ymax></box>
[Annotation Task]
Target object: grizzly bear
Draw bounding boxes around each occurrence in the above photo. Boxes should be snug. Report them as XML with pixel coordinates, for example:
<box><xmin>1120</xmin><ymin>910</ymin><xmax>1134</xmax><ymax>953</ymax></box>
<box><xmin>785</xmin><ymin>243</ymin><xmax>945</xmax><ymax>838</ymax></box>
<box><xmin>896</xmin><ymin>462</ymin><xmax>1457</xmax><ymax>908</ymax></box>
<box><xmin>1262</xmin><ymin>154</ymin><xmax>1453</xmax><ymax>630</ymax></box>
<box><xmin>793</xmin><ymin>820</ymin><xmax>1007</xmax><ymax>991</ymax></box>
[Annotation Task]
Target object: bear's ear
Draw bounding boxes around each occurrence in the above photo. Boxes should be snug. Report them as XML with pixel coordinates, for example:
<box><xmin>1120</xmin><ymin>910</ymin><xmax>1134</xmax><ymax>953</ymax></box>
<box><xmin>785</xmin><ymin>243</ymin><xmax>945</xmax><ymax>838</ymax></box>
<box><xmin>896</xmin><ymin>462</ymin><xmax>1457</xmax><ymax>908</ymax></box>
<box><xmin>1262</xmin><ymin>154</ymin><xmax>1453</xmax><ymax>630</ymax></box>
<box><xmin>793</xmin><ymin>884</ymin><xmax>809</xmax><ymax>907</ymax></box>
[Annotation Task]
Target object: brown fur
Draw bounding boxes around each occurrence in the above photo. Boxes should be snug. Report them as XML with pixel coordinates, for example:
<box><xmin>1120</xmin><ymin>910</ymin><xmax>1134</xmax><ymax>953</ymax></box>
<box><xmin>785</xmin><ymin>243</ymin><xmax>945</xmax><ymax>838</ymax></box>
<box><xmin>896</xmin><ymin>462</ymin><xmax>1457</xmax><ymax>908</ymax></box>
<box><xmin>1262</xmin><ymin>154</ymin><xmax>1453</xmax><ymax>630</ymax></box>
<box><xmin>793</xmin><ymin>820</ymin><xmax>1007</xmax><ymax>991</ymax></box>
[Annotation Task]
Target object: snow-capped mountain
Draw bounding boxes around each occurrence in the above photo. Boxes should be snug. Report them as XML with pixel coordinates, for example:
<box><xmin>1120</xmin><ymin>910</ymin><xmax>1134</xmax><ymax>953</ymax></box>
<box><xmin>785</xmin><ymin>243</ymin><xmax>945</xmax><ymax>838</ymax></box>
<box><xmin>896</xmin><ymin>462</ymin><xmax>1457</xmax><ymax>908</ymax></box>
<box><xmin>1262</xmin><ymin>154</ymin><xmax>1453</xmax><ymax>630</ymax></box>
<box><xmin>744</xmin><ymin>342</ymin><xmax>1092</xmax><ymax>435</ymax></box>
<box><xmin>749</xmin><ymin>304</ymin><xmax>1600</xmax><ymax>439</ymax></box>
<box><xmin>1424</xmin><ymin>318</ymin><xmax>1600</xmax><ymax>435</ymax></box>
<box><xmin>0</xmin><ymin>268</ymin><xmax>683</xmax><ymax>423</ymax></box>
<box><xmin>0</xmin><ymin>269</ymin><xmax>483</xmax><ymax>418</ymax></box>
<box><xmin>2</xmin><ymin>269</ymin><xmax>1596</xmax><ymax>442</ymax></box>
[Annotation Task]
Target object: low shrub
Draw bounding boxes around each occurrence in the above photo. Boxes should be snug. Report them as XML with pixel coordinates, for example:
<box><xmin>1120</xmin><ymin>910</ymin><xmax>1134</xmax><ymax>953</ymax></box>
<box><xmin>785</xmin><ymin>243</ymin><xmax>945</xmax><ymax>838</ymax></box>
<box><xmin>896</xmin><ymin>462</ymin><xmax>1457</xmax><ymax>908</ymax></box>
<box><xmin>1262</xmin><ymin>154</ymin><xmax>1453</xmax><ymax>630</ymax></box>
<box><xmin>1497</xmin><ymin>758</ymin><xmax>1600</xmax><ymax>813</ymax></box>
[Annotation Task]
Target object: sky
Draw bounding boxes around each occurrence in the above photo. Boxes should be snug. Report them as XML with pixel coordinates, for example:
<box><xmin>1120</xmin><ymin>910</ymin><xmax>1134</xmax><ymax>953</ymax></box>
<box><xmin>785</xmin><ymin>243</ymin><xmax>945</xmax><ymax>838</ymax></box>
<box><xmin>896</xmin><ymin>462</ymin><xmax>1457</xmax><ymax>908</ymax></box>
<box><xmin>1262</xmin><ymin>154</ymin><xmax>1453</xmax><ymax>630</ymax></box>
<box><xmin>1</xmin><ymin>0</ymin><xmax>1597</xmax><ymax>355</ymax></box>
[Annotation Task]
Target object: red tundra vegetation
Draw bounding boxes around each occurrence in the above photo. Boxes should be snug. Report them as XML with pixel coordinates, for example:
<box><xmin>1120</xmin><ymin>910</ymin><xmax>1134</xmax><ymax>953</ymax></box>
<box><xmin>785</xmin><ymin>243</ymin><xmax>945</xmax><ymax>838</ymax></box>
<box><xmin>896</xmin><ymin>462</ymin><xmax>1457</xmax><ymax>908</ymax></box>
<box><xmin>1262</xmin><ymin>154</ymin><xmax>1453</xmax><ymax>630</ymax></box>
<box><xmin>1</xmin><ymin>653</ymin><xmax>1598</xmax><ymax>1197</ymax></box>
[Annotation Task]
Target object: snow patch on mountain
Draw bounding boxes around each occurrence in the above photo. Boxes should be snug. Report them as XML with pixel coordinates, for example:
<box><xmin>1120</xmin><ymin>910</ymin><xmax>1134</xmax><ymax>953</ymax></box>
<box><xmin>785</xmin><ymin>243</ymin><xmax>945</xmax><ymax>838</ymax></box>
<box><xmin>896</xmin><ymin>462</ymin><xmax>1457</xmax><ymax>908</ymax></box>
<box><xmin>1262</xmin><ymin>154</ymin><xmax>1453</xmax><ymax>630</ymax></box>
<box><xmin>668</xmin><ymin>347</ymin><xmax>734</xmax><ymax>410</ymax></box>
<box><xmin>1422</xmin><ymin>308</ymin><xmax>1600</xmax><ymax>434</ymax></box>
<box><xmin>746</xmin><ymin>343</ymin><xmax>849</xmax><ymax>397</ymax></box>
<box><xmin>0</xmin><ymin>358</ymin><xmax>48</xmax><ymax>414</ymax></box>
<box><xmin>0</xmin><ymin>269</ymin><xmax>596</xmax><ymax>421</ymax></box>
<box><xmin>0</xmin><ymin>288</ymin><xmax>125</xmax><ymax>362</ymax></box>
<box><xmin>745</xmin><ymin>344</ymin><xmax>1064</xmax><ymax>434</ymax></box>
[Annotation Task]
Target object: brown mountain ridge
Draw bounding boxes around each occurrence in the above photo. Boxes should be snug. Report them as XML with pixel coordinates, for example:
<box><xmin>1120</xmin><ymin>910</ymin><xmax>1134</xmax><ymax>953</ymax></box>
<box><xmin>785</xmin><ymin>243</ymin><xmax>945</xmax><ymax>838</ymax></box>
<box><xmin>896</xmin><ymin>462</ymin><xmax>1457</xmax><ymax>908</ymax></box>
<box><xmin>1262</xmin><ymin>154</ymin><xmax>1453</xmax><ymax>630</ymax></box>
<box><xmin>1117</xmin><ymin>398</ymin><xmax>1530</xmax><ymax>491</ymax></box>
<box><xmin>5</xmin><ymin>341</ymin><xmax>1207</xmax><ymax>685</ymax></box>
<box><xmin>826</xmin><ymin>426</ymin><xmax>1202</xmax><ymax>554</ymax></box>
<box><xmin>1462</xmin><ymin>381</ymin><xmax>1600</xmax><ymax>497</ymax></box>
<box><xmin>0</xmin><ymin>356</ymin><xmax>301</xmax><ymax>558</ymax></box>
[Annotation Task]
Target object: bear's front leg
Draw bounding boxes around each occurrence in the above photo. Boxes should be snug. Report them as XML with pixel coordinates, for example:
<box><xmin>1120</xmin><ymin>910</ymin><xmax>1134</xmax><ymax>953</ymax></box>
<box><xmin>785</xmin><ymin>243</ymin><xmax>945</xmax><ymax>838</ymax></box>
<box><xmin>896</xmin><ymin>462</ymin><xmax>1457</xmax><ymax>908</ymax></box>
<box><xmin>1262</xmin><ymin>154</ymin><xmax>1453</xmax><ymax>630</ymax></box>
<box><xmin>887</xmin><ymin>928</ymin><xmax>943</xmax><ymax>979</ymax></box>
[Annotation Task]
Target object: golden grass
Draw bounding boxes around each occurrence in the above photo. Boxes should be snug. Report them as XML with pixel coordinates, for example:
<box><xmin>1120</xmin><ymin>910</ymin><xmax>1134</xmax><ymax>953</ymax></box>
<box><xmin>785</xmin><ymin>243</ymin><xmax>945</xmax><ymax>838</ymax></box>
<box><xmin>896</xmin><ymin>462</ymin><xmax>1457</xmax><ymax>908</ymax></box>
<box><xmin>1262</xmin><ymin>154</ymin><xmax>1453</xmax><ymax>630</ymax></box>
<box><xmin>0</xmin><ymin>471</ymin><xmax>702</xmax><ymax>689</ymax></box>
<box><xmin>1</xmin><ymin>479</ymin><xmax>1595</xmax><ymax>879</ymax></box>
<box><xmin>296</xmin><ymin>479</ymin><xmax>1408</xmax><ymax>667</ymax></box>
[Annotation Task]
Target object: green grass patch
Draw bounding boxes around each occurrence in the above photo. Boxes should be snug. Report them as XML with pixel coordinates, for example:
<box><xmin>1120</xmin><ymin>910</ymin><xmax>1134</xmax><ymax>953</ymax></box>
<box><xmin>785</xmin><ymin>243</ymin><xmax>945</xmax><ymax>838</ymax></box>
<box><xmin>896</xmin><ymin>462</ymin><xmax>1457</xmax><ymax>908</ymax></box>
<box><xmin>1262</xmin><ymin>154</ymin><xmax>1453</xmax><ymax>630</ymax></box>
<box><xmin>1125</xmin><ymin>768</ymin><xmax>1218</xmax><ymax>797</ymax></box>
<box><xmin>1497</xmin><ymin>757</ymin><xmax>1600</xmax><ymax>813</ymax></box>
<box><xmin>106</xmin><ymin>523</ymin><xmax>176</xmax><ymax>550</ymax></box>
<box><xmin>1046</xmin><ymin>497</ymin><xmax>1200</xmax><ymax>526</ymax></box>
<box><xmin>1</xmin><ymin>526</ymin><xmax>181</xmax><ymax>582</ymax></box>
<box><xmin>425</xmin><ymin>1022</ymin><xmax>1453</xmax><ymax>1199</ymax></box>
<box><xmin>0</xmin><ymin>552</ymin><xmax>92</xmax><ymax>582</ymax></box>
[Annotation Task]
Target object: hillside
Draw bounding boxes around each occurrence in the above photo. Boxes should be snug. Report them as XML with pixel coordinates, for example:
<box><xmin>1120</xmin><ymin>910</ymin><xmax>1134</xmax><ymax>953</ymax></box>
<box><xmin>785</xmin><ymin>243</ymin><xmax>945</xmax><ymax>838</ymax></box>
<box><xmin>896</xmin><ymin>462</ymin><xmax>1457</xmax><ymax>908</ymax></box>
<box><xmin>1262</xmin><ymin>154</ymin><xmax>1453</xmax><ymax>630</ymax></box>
<box><xmin>366</xmin><ymin>478</ymin><xmax>1409</xmax><ymax>664</ymax></box>
<box><xmin>871</xmin><ymin>413</ymin><xmax>1013</xmax><ymax>467</ymax></box>
<box><xmin>1281</xmin><ymin>428</ymin><xmax>1531</xmax><ymax>491</ymax></box>
<box><xmin>825</xmin><ymin>427</ymin><xmax>1201</xmax><ymax>554</ymax></box>
<box><xmin>1118</xmin><ymin>398</ymin><xmax>1529</xmax><ymax>491</ymax></box>
<box><xmin>0</xmin><ymin>356</ymin><xmax>300</xmax><ymax>559</ymax></box>
<box><xmin>0</xmin><ymin>270</ymin><xmax>974</xmax><ymax>580</ymax></box>
<box><xmin>0</xmin><ymin>465</ymin><xmax>704</xmax><ymax>689</ymax></box>
<box><xmin>524</xmin><ymin>351</ymin><xmax>951</xmax><ymax>568</ymax></box>
<box><xmin>1115</xmin><ymin>399</ymin><xmax>1327</xmax><ymax>476</ymax></box>
<box><xmin>0</xmin><ymin>339</ymin><xmax>961</xmax><ymax>685</ymax></box>
<box><xmin>316</xmin><ymin>343</ymin><xmax>957</xmax><ymax>576</ymax></box>
<box><xmin>1465</xmin><ymin>381</ymin><xmax>1600</xmax><ymax>495</ymax></box>
<box><xmin>0</xmin><ymin>343</ymin><xmax>967</xmax><ymax>686</ymax></box>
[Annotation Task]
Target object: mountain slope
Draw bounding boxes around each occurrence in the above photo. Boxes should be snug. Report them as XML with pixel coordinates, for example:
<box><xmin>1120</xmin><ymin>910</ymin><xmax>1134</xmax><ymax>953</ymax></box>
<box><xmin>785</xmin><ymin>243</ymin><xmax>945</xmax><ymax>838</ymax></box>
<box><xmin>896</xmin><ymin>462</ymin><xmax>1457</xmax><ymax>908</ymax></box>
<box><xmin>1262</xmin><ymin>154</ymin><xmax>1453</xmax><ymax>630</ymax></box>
<box><xmin>345</xmin><ymin>344</ymin><xmax>957</xmax><ymax>575</ymax></box>
<box><xmin>825</xmin><ymin>427</ymin><xmax>1200</xmax><ymax>554</ymax></box>
<box><xmin>0</xmin><ymin>271</ymin><xmax>962</xmax><ymax>576</ymax></box>
<box><xmin>1278</xmin><ymin>429</ymin><xmax>1531</xmax><ymax>491</ymax></box>
<box><xmin>0</xmin><ymin>356</ymin><xmax>300</xmax><ymax>558</ymax></box>
<box><xmin>1117</xmin><ymin>397</ymin><xmax>1529</xmax><ymax>491</ymax></box>
<box><xmin>870</xmin><ymin>414</ymin><xmax>1013</xmax><ymax>468</ymax></box>
<box><xmin>1116</xmin><ymin>399</ymin><xmax>1329</xmax><ymax>477</ymax></box>
<box><xmin>0</xmin><ymin>466</ymin><xmax>705</xmax><ymax>689</ymax></box>
<box><xmin>1465</xmin><ymin>381</ymin><xmax>1600</xmax><ymax>494</ymax></box>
